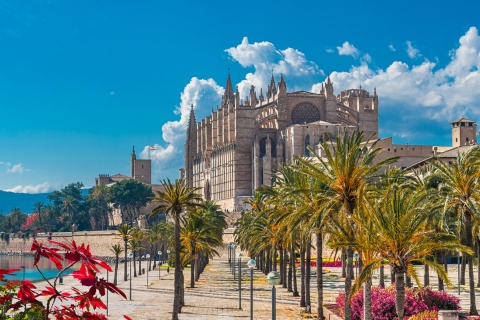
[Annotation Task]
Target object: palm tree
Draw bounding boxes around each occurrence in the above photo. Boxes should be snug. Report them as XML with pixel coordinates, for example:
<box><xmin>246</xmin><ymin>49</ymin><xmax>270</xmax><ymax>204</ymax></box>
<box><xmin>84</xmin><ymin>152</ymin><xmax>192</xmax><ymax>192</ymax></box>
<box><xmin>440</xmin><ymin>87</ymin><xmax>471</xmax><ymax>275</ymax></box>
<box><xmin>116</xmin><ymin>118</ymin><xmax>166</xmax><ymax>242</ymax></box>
<box><xmin>149</xmin><ymin>179</ymin><xmax>203</xmax><ymax>320</ymax></box>
<box><xmin>352</xmin><ymin>186</ymin><xmax>471</xmax><ymax>320</ymax></box>
<box><xmin>432</xmin><ymin>145</ymin><xmax>480</xmax><ymax>315</ymax></box>
<box><xmin>117</xmin><ymin>224</ymin><xmax>134</xmax><ymax>281</ymax></box>
<box><xmin>110</xmin><ymin>244</ymin><xmax>123</xmax><ymax>285</ymax></box>
<box><xmin>296</xmin><ymin>130</ymin><xmax>397</xmax><ymax>320</ymax></box>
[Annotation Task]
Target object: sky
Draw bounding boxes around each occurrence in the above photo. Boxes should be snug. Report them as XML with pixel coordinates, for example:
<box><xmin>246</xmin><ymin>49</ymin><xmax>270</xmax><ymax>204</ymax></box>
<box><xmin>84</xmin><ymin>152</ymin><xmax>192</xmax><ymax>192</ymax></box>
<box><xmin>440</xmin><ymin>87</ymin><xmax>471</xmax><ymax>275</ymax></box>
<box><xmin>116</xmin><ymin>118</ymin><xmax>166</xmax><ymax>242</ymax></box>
<box><xmin>1</xmin><ymin>0</ymin><xmax>480</xmax><ymax>193</ymax></box>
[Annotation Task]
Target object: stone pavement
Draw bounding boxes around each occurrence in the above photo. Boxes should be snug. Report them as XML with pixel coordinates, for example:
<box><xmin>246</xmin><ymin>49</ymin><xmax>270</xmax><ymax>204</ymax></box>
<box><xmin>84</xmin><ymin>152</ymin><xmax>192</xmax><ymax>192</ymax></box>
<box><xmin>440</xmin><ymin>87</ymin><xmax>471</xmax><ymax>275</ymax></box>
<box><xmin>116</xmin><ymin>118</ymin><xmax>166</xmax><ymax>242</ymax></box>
<box><xmin>46</xmin><ymin>252</ymin><xmax>339</xmax><ymax>320</ymax></box>
<box><xmin>36</xmin><ymin>252</ymin><xmax>480</xmax><ymax>319</ymax></box>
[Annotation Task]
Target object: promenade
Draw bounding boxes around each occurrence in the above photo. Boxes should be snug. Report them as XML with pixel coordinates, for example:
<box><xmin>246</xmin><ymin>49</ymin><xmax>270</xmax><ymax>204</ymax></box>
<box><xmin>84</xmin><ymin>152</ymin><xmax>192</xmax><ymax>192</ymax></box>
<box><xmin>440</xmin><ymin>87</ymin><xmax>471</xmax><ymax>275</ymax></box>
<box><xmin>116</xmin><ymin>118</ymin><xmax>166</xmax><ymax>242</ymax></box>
<box><xmin>39</xmin><ymin>251</ymin><xmax>480</xmax><ymax>320</ymax></box>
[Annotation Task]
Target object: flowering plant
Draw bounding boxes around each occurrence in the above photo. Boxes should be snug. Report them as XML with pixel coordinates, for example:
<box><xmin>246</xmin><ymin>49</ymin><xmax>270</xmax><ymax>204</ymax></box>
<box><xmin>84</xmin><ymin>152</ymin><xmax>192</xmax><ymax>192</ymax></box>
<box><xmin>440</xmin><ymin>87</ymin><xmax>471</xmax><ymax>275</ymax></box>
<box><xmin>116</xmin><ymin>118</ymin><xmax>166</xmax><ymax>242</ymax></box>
<box><xmin>0</xmin><ymin>239</ymin><xmax>131</xmax><ymax>319</ymax></box>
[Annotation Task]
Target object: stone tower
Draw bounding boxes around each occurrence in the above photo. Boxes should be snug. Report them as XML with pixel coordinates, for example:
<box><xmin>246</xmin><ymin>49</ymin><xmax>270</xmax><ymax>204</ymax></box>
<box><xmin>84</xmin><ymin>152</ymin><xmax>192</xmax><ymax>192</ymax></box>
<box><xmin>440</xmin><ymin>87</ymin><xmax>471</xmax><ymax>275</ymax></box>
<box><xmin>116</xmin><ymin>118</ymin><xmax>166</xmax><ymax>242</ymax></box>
<box><xmin>451</xmin><ymin>117</ymin><xmax>477</xmax><ymax>147</ymax></box>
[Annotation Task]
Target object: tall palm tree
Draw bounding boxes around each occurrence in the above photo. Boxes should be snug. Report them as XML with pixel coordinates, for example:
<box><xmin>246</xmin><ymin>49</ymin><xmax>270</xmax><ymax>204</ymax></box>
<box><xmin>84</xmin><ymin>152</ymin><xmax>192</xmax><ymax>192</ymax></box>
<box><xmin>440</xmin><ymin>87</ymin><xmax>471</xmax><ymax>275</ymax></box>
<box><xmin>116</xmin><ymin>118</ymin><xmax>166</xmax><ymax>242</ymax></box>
<box><xmin>296</xmin><ymin>130</ymin><xmax>397</xmax><ymax>320</ymax></box>
<box><xmin>352</xmin><ymin>186</ymin><xmax>471</xmax><ymax>320</ymax></box>
<box><xmin>110</xmin><ymin>243</ymin><xmax>123</xmax><ymax>285</ymax></box>
<box><xmin>117</xmin><ymin>224</ymin><xmax>134</xmax><ymax>281</ymax></box>
<box><xmin>149</xmin><ymin>179</ymin><xmax>203</xmax><ymax>320</ymax></box>
<box><xmin>432</xmin><ymin>145</ymin><xmax>480</xmax><ymax>315</ymax></box>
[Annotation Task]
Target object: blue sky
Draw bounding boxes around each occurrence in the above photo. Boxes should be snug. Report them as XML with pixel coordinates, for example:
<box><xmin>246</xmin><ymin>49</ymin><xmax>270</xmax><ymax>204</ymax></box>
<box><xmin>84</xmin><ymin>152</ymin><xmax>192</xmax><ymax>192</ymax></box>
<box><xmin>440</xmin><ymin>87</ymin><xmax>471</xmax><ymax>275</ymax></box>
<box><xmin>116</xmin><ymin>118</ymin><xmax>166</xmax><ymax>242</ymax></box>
<box><xmin>1</xmin><ymin>0</ymin><xmax>480</xmax><ymax>193</ymax></box>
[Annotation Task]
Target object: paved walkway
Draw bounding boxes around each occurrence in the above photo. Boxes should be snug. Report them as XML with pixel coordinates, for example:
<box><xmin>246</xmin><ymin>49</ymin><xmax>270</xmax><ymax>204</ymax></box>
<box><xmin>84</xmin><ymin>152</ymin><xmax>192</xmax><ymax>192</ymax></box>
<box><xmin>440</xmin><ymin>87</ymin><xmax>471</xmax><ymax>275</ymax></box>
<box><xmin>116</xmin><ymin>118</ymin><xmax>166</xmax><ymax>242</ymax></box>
<box><xmin>34</xmin><ymin>252</ymin><xmax>480</xmax><ymax>319</ymax></box>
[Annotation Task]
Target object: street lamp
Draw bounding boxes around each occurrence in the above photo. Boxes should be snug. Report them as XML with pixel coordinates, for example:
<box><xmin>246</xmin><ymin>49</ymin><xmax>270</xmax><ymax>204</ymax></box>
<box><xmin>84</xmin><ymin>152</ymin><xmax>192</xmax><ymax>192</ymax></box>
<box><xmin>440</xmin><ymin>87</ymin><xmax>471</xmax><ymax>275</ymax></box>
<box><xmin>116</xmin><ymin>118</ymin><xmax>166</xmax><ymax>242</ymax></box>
<box><xmin>146</xmin><ymin>254</ymin><xmax>150</xmax><ymax>287</ymax></box>
<box><xmin>128</xmin><ymin>252</ymin><xmax>133</xmax><ymax>300</ymax></box>
<box><xmin>247</xmin><ymin>258</ymin><xmax>256</xmax><ymax>320</ymax></box>
<box><xmin>232</xmin><ymin>244</ymin><xmax>237</xmax><ymax>278</ymax></box>
<box><xmin>457</xmin><ymin>250</ymin><xmax>460</xmax><ymax>296</ymax></box>
<box><xmin>354</xmin><ymin>253</ymin><xmax>359</xmax><ymax>278</ymax></box>
<box><xmin>166</xmin><ymin>250</ymin><xmax>171</xmax><ymax>274</ymax></box>
<box><xmin>267</xmin><ymin>271</ymin><xmax>281</xmax><ymax>320</ymax></box>
<box><xmin>237</xmin><ymin>252</ymin><xmax>243</xmax><ymax>310</ymax></box>
<box><xmin>227</xmin><ymin>244</ymin><xmax>232</xmax><ymax>265</ymax></box>
<box><xmin>158</xmin><ymin>251</ymin><xmax>162</xmax><ymax>279</ymax></box>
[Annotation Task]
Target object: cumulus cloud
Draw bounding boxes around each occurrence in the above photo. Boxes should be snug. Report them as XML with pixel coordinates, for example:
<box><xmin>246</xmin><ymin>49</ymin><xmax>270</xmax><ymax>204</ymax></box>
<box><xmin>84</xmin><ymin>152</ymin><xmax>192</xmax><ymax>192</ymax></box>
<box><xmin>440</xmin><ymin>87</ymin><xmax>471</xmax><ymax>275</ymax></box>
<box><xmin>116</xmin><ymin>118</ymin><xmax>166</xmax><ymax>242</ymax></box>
<box><xmin>7</xmin><ymin>163</ymin><xmax>26</xmax><ymax>174</ymax></box>
<box><xmin>225</xmin><ymin>37</ymin><xmax>323</xmax><ymax>97</ymax></box>
<box><xmin>321</xmin><ymin>27</ymin><xmax>480</xmax><ymax>142</ymax></box>
<box><xmin>406</xmin><ymin>40</ymin><xmax>421</xmax><ymax>59</ymax></box>
<box><xmin>5</xmin><ymin>182</ymin><xmax>54</xmax><ymax>193</ymax></box>
<box><xmin>141</xmin><ymin>77</ymin><xmax>224</xmax><ymax>179</ymax></box>
<box><xmin>337</xmin><ymin>41</ymin><xmax>360</xmax><ymax>58</ymax></box>
<box><xmin>389</xmin><ymin>44</ymin><xmax>396</xmax><ymax>52</ymax></box>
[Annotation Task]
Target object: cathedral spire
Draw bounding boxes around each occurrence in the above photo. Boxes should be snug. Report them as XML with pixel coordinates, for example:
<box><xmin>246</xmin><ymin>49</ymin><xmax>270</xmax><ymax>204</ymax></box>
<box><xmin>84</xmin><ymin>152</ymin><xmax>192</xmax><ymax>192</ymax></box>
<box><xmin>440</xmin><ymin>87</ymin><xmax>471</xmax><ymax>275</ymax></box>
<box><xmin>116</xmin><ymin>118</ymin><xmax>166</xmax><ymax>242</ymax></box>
<box><xmin>222</xmin><ymin>73</ymin><xmax>235</xmax><ymax>106</ymax></box>
<box><xmin>187</xmin><ymin>104</ymin><xmax>196</xmax><ymax>139</ymax></box>
<box><xmin>267</xmin><ymin>74</ymin><xmax>277</xmax><ymax>98</ymax></box>
<box><xmin>325</xmin><ymin>75</ymin><xmax>334</xmax><ymax>98</ymax></box>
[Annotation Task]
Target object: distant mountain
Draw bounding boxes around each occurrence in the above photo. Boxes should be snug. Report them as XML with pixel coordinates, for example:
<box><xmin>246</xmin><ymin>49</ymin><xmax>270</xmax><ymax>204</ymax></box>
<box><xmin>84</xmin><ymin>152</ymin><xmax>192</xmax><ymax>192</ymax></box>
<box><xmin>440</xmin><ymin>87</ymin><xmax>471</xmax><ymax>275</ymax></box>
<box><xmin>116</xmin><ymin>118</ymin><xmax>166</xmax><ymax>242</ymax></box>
<box><xmin>0</xmin><ymin>189</ymin><xmax>90</xmax><ymax>214</ymax></box>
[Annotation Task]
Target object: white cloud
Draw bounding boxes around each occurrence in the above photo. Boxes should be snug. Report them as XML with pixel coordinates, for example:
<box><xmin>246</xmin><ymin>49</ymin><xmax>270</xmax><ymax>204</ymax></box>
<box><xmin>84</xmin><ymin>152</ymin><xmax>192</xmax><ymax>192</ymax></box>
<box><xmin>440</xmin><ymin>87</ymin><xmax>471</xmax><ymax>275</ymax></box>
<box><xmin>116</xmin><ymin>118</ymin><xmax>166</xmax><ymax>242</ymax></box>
<box><xmin>337</xmin><ymin>41</ymin><xmax>360</xmax><ymax>58</ymax></box>
<box><xmin>0</xmin><ymin>161</ymin><xmax>11</xmax><ymax>166</ymax></box>
<box><xmin>5</xmin><ymin>182</ymin><xmax>54</xmax><ymax>194</ymax></box>
<box><xmin>7</xmin><ymin>163</ymin><xmax>26</xmax><ymax>174</ymax></box>
<box><xmin>141</xmin><ymin>77</ymin><xmax>224</xmax><ymax>180</ymax></box>
<box><xmin>325</xmin><ymin>48</ymin><xmax>334</xmax><ymax>53</ymax></box>
<box><xmin>389</xmin><ymin>44</ymin><xmax>396</xmax><ymax>52</ymax></box>
<box><xmin>225</xmin><ymin>37</ymin><xmax>323</xmax><ymax>97</ymax></box>
<box><xmin>319</xmin><ymin>27</ymin><xmax>480</xmax><ymax>141</ymax></box>
<box><xmin>406</xmin><ymin>40</ymin><xmax>421</xmax><ymax>59</ymax></box>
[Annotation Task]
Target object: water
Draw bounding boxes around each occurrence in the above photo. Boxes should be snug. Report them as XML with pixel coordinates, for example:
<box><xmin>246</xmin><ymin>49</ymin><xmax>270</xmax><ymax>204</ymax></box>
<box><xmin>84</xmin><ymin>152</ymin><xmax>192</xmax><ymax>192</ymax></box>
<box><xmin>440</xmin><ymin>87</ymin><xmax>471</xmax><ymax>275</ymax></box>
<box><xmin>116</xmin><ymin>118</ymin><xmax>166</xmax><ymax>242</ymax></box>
<box><xmin>0</xmin><ymin>255</ymin><xmax>73</xmax><ymax>282</ymax></box>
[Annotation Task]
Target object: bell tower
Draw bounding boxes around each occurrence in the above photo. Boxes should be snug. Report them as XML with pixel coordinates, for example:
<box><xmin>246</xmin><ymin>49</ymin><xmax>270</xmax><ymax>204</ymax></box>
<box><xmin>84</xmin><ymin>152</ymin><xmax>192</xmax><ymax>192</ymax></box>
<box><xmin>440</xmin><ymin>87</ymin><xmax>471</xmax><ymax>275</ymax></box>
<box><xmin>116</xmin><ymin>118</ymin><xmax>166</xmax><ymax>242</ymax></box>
<box><xmin>451</xmin><ymin>117</ymin><xmax>477</xmax><ymax>147</ymax></box>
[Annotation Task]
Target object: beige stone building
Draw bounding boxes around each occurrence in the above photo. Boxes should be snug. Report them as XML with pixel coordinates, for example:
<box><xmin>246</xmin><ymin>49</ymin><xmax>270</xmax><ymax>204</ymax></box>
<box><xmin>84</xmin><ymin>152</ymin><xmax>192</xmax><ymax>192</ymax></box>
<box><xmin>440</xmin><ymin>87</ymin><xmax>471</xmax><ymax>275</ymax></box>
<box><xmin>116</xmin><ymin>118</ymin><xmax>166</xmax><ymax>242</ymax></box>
<box><xmin>184</xmin><ymin>75</ymin><xmax>478</xmax><ymax>213</ymax></box>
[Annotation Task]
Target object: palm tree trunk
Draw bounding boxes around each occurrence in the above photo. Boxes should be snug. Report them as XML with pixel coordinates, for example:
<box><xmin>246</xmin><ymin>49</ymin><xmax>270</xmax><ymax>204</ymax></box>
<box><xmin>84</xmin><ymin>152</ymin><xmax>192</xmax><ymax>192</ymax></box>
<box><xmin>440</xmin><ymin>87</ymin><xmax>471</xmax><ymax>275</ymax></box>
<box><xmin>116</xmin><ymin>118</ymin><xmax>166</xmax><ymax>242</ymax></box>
<box><xmin>424</xmin><ymin>264</ymin><xmax>429</xmax><ymax>287</ymax></box>
<box><xmin>133</xmin><ymin>251</ymin><xmax>137</xmax><ymax>277</ymax></box>
<box><xmin>406</xmin><ymin>273</ymin><xmax>412</xmax><ymax>288</ymax></box>
<box><xmin>195</xmin><ymin>252</ymin><xmax>201</xmax><ymax>281</ymax></box>
<box><xmin>114</xmin><ymin>256</ymin><xmax>119</xmax><ymax>285</ymax></box>
<box><xmin>300</xmin><ymin>242</ymin><xmax>306</xmax><ymax>307</ymax></box>
<box><xmin>364</xmin><ymin>277</ymin><xmax>373</xmax><ymax>320</ymax></box>
<box><xmin>288</xmin><ymin>246</ymin><xmax>293</xmax><ymax>292</ymax></box>
<box><xmin>173</xmin><ymin>217</ymin><xmax>182</xmax><ymax>319</ymax></box>
<box><xmin>306</xmin><ymin>240</ymin><xmax>311</xmax><ymax>312</ymax></box>
<box><xmin>437</xmin><ymin>251</ymin><xmax>444</xmax><ymax>291</ymax></box>
<box><xmin>124</xmin><ymin>242</ymin><xmax>128</xmax><ymax>281</ymax></box>
<box><xmin>190</xmin><ymin>247</ymin><xmax>195</xmax><ymax>288</ymax></box>
<box><xmin>273</xmin><ymin>246</ymin><xmax>278</xmax><ymax>271</ymax></box>
<box><xmin>461</xmin><ymin>252</ymin><xmax>466</xmax><ymax>285</ymax></box>
<box><xmin>279</xmin><ymin>245</ymin><xmax>284</xmax><ymax>285</ymax></box>
<box><xmin>292</xmin><ymin>244</ymin><xmax>299</xmax><ymax>297</ymax></box>
<box><xmin>316</xmin><ymin>231</ymin><xmax>324</xmax><ymax>320</ymax></box>
<box><xmin>341</xmin><ymin>249</ymin><xmax>347</xmax><ymax>278</ymax></box>
<box><xmin>395</xmin><ymin>269</ymin><xmax>406</xmax><ymax>320</ymax></box>
<box><xmin>379</xmin><ymin>265</ymin><xmax>385</xmax><ymax>288</ymax></box>
<box><xmin>139</xmin><ymin>249</ymin><xmax>143</xmax><ymax>275</ymax></box>
<box><xmin>344</xmin><ymin>246</ymin><xmax>354</xmax><ymax>320</ymax></box>
<box><xmin>282</xmin><ymin>248</ymin><xmax>287</xmax><ymax>288</ymax></box>
<box><xmin>465</xmin><ymin>211</ymin><xmax>478</xmax><ymax>315</ymax></box>
<box><xmin>391</xmin><ymin>264</ymin><xmax>395</xmax><ymax>285</ymax></box>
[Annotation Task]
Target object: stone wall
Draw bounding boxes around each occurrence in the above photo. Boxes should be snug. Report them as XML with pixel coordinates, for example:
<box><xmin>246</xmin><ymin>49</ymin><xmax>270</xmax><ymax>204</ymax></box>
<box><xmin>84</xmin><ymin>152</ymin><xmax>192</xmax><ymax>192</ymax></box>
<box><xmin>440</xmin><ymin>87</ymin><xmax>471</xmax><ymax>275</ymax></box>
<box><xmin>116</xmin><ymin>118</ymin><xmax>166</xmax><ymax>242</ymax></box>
<box><xmin>0</xmin><ymin>231</ymin><xmax>123</xmax><ymax>257</ymax></box>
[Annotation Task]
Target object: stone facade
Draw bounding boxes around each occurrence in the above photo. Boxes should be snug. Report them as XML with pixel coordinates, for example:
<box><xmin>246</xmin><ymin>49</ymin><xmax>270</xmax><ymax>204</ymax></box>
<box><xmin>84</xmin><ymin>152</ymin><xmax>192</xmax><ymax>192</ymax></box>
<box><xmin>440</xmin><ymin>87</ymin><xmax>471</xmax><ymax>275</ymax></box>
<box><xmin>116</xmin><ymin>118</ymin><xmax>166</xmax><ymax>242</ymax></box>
<box><xmin>184</xmin><ymin>75</ymin><xmax>379</xmax><ymax>211</ymax></box>
<box><xmin>184</xmin><ymin>75</ymin><xmax>479</xmax><ymax>214</ymax></box>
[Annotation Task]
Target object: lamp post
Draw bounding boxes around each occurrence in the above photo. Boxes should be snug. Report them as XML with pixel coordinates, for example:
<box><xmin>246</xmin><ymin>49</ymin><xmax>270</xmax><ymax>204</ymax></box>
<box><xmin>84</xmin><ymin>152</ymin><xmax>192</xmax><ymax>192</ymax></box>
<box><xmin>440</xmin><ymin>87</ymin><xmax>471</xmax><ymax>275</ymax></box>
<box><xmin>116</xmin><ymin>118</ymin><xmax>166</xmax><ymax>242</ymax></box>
<box><xmin>227</xmin><ymin>244</ymin><xmax>231</xmax><ymax>265</ymax></box>
<box><xmin>247</xmin><ymin>258</ymin><xmax>256</xmax><ymax>320</ymax></box>
<box><xmin>232</xmin><ymin>244</ymin><xmax>237</xmax><ymax>278</ymax></box>
<box><xmin>166</xmin><ymin>250</ymin><xmax>170</xmax><ymax>274</ymax></box>
<box><xmin>158</xmin><ymin>251</ymin><xmax>162</xmax><ymax>279</ymax></box>
<box><xmin>237</xmin><ymin>252</ymin><xmax>243</xmax><ymax>310</ymax></box>
<box><xmin>267</xmin><ymin>271</ymin><xmax>281</xmax><ymax>320</ymax></box>
<box><xmin>457</xmin><ymin>250</ymin><xmax>460</xmax><ymax>296</ymax></box>
<box><xmin>354</xmin><ymin>253</ymin><xmax>359</xmax><ymax>278</ymax></box>
<box><xmin>128</xmin><ymin>252</ymin><xmax>133</xmax><ymax>300</ymax></box>
<box><xmin>146</xmin><ymin>254</ymin><xmax>150</xmax><ymax>287</ymax></box>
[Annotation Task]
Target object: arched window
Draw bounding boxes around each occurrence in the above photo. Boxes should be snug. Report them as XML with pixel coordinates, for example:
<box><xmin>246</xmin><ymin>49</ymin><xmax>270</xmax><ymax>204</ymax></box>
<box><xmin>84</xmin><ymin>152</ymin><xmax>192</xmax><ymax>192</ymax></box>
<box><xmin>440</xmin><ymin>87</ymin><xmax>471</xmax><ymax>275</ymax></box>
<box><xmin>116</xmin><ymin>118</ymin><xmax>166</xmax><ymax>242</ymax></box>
<box><xmin>305</xmin><ymin>134</ymin><xmax>310</xmax><ymax>156</ymax></box>
<box><xmin>291</xmin><ymin>102</ymin><xmax>321</xmax><ymax>124</ymax></box>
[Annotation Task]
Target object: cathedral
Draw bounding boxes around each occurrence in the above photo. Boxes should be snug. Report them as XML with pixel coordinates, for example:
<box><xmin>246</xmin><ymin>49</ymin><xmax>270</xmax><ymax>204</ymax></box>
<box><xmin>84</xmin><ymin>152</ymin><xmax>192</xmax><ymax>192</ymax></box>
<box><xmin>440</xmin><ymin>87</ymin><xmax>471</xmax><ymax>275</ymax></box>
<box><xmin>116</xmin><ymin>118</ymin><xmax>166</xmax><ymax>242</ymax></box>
<box><xmin>183</xmin><ymin>74</ymin><xmax>380</xmax><ymax>211</ymax></box>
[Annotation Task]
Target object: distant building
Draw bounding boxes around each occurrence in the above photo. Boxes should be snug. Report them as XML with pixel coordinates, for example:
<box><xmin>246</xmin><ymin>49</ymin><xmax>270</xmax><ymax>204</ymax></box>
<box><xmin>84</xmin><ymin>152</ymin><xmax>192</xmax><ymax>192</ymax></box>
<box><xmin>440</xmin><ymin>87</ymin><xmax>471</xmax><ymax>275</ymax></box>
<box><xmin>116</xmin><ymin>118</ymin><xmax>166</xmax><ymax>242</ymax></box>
<box><xmin>183</xmin><ymin>74</ymin><xmax>478</xmax><ymax>213</ymax></box>
<box><xmin>94</xmin><ymin>148</ymin><xmax>163</xmax><ymax>228</ymax></box>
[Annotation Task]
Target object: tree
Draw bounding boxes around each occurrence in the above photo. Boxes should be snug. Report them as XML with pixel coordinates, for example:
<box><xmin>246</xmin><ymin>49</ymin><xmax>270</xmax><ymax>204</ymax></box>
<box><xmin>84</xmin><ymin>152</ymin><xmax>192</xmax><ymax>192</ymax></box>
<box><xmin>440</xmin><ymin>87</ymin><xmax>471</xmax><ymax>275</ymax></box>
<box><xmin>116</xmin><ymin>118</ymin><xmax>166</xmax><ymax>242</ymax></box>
<box><xmin>86</xmin><ymin>185</ymin><xmax>112</xmax><ymax>230</ymax></box>
<box><xmin>149</xmin><ymin>179</ymin><xmax>203</xmax><ymax>320</ymax></box>
<box><xmin>117</xmin><ymin>224</ymin><xmax>134</xmax><ymax>281</ymax></box>
<box><xmin>110</xmin><ymin>243</ymin><xmax>124</xmax><ymax>285</ymax></box>
<box><xmin>352</xmin><ymin>186</ymin><xmax>471</xmax><ymax>320</ymax></box>
<box><xmin>296</xmin><ymin>130</ymin><xmax>397</xmax><ymax>320</ymax></box>
<box><xmin>432</xmin><ymin>145</ymin><xmax>480</xmax><ymax>315</ymax></box>
<box><xmin>110</xmin><ymin>179</ymin><xmax>154</xmax><ymax>227</ymax></box>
